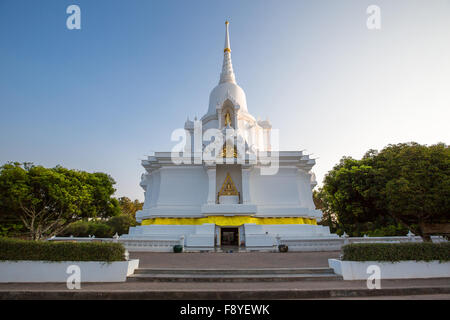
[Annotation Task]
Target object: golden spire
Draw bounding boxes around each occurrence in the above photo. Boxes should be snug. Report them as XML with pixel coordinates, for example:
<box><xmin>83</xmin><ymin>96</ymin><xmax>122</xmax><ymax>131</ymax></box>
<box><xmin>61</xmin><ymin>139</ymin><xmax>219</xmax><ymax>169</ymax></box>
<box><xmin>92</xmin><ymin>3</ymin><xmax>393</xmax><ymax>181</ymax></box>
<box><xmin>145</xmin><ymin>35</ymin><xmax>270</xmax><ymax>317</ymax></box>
<box><xmin>224</xmin><ymin>20</ymin><xmax>231</xmax><ymax>53</ymax></box>
<box><xmin>220</xmin><ymin>20</ymin><xmax>236</xmax><ymax>84</ymax></box>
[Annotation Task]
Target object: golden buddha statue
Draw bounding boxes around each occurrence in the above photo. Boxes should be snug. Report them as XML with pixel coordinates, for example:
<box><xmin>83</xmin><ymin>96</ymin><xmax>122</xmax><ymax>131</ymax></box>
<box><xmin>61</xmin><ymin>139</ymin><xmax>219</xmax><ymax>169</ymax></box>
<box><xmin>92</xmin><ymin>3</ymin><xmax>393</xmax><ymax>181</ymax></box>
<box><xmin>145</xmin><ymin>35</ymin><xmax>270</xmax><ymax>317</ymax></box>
<box><xmin>224</xmin><ymin>112</ymin><xmax>231</xmax><ymax>126</ymax></box>
<box><xmin>218</xmin><ymin>173</ymin><xmax>239</xmax><ymax>196</ymax></box>
<box><xmin>221</xmin><ymin>144</ymin><xmax>237</xmax><ymax>158</ymax></box>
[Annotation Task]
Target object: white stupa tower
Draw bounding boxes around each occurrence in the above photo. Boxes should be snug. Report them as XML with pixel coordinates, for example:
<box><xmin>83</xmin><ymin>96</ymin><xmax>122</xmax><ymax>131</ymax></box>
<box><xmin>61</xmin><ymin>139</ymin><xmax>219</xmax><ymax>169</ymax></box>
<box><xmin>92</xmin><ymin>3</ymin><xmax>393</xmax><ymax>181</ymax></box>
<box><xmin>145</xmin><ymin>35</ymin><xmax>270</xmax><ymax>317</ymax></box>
<box><xmin>122</xmin><ymin>21</ymin><xmax>337</xmax><ymax>251</ymax></box>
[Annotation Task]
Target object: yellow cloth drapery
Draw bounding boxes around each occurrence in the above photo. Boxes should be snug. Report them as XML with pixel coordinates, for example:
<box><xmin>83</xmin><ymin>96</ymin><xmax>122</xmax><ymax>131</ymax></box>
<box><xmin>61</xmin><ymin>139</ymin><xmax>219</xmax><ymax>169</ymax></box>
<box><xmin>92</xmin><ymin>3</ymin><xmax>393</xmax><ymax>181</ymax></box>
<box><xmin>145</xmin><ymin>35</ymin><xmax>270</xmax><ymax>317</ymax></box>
<box><xmin>141</xmin><ymin>216</ymin><xmax>317</xmax><ymax>226</ymax></box>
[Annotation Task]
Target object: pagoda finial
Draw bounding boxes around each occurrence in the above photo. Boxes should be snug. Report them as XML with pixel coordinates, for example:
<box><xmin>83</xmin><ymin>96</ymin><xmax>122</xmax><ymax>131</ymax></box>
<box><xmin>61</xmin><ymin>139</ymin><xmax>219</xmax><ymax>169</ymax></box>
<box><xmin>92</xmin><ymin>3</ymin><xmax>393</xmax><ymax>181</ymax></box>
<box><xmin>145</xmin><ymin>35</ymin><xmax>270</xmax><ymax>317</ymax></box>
<box><xmin>219</xmin><ymin>20</ymin><xmax>236</xmax><ymax>84</ymax></box>
<box><xmin>224</xmin><ymin>20</ymin><xmax>231</xmax><ymax>53</ymax></box>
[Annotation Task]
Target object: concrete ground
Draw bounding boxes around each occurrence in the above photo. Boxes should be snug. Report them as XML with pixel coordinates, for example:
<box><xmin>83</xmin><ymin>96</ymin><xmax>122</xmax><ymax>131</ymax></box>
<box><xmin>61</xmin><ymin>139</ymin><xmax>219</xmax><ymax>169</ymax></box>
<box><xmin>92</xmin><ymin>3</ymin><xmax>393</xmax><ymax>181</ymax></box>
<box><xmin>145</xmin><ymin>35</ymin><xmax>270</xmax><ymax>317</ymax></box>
<box><xmin>1</xmin><ymin>278</ymin><xmax>449</xmax><ymax>291</ymax></box>
<box><xmin>128</xmin><ymin>251</ymin><xmax>341</xmax><ymax>269</ymax></box>
<box><xmin>324</xmin><ymin>294</ymin><xmax>450</xmax><ymax>300</ymax></box>
<box><xmin>0</xmin><ymin>278</ymin><xmax>450</xmax><ymax>291</ymax></box>
<box><xmin>1</xmin><ymin>252</ymin><xmax>449</xmax><ymax>299</ymax></box>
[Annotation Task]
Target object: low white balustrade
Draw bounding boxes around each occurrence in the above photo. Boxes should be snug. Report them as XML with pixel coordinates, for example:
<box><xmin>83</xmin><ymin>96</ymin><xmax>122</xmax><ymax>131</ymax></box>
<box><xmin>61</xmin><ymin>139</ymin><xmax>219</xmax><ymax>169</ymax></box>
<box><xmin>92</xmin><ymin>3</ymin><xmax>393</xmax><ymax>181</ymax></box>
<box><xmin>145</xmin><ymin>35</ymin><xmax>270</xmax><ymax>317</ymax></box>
<box><xmin>47</xmin><ymin>234</ymin><xmax>447</xmax><ymax>252</ymax></box>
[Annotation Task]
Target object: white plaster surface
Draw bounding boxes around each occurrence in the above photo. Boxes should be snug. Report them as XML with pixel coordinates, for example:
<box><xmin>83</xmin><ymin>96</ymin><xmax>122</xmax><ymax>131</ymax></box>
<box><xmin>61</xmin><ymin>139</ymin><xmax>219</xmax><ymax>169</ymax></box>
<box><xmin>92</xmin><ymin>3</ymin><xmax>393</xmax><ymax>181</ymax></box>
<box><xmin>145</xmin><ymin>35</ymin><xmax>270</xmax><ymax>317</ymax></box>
<box><xmin>328</xmin><ymin>259</ymin><xmax>450</xmax><ymax>280</ymax></box>
<box><xmin>219</xmin><ymin>195</ymin><xmax>239</xmax><ymax>204</ymax></box>
<box><xmin>0</xmin><ymin>259</ymin><xmax>139</xmax><ymax>283</ymax></box>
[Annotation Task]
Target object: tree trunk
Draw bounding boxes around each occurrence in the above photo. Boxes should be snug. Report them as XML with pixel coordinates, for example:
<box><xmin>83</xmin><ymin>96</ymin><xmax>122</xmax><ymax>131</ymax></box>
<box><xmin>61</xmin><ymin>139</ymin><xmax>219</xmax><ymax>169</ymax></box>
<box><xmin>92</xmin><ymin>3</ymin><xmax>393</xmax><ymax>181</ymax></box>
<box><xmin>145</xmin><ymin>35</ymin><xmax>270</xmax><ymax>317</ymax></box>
<box><xmin>418</xmin><ymin>222</ymin><xmax>433</xmax><ymax>242</ymax></box>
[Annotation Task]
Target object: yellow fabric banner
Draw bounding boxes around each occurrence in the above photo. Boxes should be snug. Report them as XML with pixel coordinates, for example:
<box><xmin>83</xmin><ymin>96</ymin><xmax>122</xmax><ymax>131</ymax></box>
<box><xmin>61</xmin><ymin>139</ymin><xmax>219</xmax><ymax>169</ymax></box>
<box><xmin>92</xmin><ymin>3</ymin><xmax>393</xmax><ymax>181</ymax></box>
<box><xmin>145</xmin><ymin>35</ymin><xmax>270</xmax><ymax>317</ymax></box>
<box><xmin>141</xmin><ymin>216</ymin><xmax>317</xmax><ymax>226</ymax></box>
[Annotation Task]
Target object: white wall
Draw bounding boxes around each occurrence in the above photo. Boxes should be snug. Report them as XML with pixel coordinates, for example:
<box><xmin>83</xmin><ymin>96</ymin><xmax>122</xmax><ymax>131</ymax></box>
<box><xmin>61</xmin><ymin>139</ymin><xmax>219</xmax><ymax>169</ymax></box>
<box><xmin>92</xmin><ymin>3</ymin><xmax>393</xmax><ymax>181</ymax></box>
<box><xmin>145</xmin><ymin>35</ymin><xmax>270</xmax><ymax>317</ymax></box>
<box><xmin>157</xmin><ymin>166</ymin><xmax>208</xmax><ymax>206</ymax></box>
<box><xmin>0</xmin><ymin>260</ymin><xmax>139</xmax><ymax>283</ymax></box>
<box><xmin>126</xmin><ymin>225</ymin><xmax>197</xmax><ymax>236</ymax></box>
<box><xmin>329</xmin><ymin>259</ymin><xmax>450</xmax><ymax>280</ymax></box>
<box><xmin>144</xmin><ymin>170</ymin><xmax>161</xmax><ymax>208</ymax></box>
<box><xmin>296</xmin><ymin>169</ymin><xmax>315</xmax><ymax>209</ymax></box>
<box><xmin>139</xmin><ymin>166</ymin><xmax>209</xmax><ymax>218</ymax></box>
<box><xmin>250</xmin><ymin>167</ymin><xmax>301</xmax><ymax>207</ymax></box>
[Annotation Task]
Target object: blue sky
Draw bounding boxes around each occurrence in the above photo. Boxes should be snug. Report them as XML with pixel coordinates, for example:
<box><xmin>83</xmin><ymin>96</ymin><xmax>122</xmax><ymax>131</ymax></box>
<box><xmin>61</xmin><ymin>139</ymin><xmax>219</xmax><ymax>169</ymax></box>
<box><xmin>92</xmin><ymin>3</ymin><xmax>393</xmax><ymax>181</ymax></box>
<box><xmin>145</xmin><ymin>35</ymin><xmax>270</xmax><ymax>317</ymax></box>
<box><xmin>1</xmin><ymin>0</ymin><xmax>449</xmax><ymax>201</ymax></box>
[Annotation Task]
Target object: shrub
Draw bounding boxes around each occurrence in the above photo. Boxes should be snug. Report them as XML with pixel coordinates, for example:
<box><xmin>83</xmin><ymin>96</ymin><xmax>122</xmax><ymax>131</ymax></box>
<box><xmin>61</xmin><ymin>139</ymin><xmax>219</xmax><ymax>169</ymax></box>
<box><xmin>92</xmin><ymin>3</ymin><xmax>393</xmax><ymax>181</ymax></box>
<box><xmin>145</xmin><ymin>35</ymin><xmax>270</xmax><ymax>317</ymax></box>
<box><xmin>61</xmin><ymin>215</ymin><xmax>137</xmax><ymax>238</ymax></box>
<box><xmin>89</xmin><ymin>223</ymin><xmax>114</xmax><ymax>238</ymax></box>
<box><xmin>0</xmin><ymin>223</ymin><xmax>26</xmax><ymax>238</ymax></box>
<box><xmin>63</xmin><ymin>220</ymin><xmax>90</xmax><ymax>237</ymax></box>
<box><xmin>106</xmin><ymin>215</ymin><xmax>137</xmax><ymax>235</ymax></box>
<box><xmin>342</xmin><ymin>242</ymin><xmax>450</xmax><ymax>262</ymax></box>
<box><xmin>0</xmin><ymin>237</ymin><xmax>126</xmax><ymax>262</ymax></box>
<box><xmin>62</xmin><ymin>220</ymin><xmax>113</xmax><ymax>238</ymax></box>
<box><xmin>364</xmin><ymin>224</ymin><xmax>409</xmax><ymax>237</ymax></box>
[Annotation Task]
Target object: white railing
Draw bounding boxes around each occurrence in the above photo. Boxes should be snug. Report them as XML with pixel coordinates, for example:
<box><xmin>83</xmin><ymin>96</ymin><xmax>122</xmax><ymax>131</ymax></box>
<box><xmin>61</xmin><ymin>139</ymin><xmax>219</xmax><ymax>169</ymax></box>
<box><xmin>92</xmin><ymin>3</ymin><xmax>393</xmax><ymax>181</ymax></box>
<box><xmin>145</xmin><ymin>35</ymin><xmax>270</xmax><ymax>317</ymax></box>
<box><xmin>47</xmin><ymin>236</ymin><xmax>183</xmax><ymax>252</ymax></box>
<box><xmin>279</xmin><ymin>238</ymin><xmax>343</xmax><ymax>252</ymax></box>
<box><xmin>278</xmin><ymin>235</ymin><xmax>447</xmax><ymax>252</ymax></box>
<box><xmin>47</xmin><ymin>236</ymin><xmax>115</xmax><ymax>242</ymax></box>
<box><xmin>48</xmin><ymin>234</ymin><xmax>447</xmax><ymax>252</ymax></box>
<box><xmin>119</xmin><ymin>239</ymin><xmax>180</xmax><ymax>252</ymax></box>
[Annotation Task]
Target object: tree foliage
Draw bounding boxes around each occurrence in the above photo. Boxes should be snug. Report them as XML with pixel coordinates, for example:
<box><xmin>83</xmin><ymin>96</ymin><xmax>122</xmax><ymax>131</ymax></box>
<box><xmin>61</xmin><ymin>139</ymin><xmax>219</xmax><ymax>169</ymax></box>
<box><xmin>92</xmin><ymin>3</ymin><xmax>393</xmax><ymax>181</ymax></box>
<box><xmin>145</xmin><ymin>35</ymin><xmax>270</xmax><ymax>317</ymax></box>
<box><xmin>59</xmin><ymin>196</ymin><xmax>142</xmax><ymax>238</ymax></box>
<box><xmin>61</xmin><ymin>214</ymin><xmax>138</xmax><ymax>238</ymax></box>
<box><xmin>0</xmin><ymin>163</ymin><xmax>120</xmax><ymax>240</ymax></box>
<box><xmin>317</xmin><ymin>143</ymin><xmax>450</xmax><ymax>240</ymax></box>
<box><xmin>117</xmin><ymin>196</ymin><xmax>143</xmax><ymax>219</ymax></box>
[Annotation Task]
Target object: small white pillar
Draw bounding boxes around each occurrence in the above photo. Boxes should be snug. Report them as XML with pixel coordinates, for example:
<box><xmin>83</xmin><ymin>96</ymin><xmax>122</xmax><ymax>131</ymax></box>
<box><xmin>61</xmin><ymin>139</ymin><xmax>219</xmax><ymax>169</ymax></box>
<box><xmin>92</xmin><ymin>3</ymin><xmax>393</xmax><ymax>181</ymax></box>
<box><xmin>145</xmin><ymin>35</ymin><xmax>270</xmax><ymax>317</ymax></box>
<box><xmin>179</xmin><ymin>235</ymin><xmax>185</xmax><ymax>247</ymax></box>
<box><xmin>206</xmin><ymin>166</ymin><xmax>217</xmax><ymax>204</ymax></box>
<box><xmin>342</xmin><ymin>232</ymin><xmax>349</xmax><ymax>245</ymax></box>
<box><xmin>241</xmin><ymin>167</ymin><xmax>252</xmax><ymax>204</ymax></box>
<box><xmin>276</xmin><ymin>234</ymin><xmax>281</xmax><ymax>246</ymax></box>
<box><xmin>407</xmin><ymin>230</ymin><xmax>415</xmax><ymax>242</ymax></box>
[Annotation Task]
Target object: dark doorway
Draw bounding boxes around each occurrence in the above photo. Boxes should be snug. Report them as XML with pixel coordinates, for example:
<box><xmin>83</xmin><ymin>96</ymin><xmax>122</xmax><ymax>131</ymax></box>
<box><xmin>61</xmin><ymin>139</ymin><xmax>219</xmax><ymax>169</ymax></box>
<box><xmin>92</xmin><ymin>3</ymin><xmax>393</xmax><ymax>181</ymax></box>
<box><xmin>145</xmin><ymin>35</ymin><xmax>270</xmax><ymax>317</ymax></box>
<box><xmin>220</xmin><ymin>227</ymin><xmax>239</xmax><ymax>246</ymax></box>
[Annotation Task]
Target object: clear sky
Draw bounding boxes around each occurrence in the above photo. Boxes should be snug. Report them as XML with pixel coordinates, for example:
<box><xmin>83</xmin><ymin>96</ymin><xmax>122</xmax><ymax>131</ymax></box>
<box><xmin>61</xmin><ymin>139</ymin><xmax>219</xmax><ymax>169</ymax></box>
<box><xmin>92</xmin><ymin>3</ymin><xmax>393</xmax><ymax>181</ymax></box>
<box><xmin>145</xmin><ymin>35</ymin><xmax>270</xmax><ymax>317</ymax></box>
<box><xmin>1</xmin><ymin>0</ymin><xmax>449</xmax><ymax>201</ymax></box>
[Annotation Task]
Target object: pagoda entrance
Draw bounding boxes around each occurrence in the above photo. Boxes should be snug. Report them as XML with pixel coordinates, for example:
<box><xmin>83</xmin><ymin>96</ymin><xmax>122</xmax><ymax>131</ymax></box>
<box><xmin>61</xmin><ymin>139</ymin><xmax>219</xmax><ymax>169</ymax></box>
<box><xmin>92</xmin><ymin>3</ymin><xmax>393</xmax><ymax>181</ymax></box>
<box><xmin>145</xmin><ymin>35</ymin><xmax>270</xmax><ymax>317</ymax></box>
<box><xmin>220</xmin><ymin>227</ymin><xmax>239</xmax><ymax>246</ymax></box>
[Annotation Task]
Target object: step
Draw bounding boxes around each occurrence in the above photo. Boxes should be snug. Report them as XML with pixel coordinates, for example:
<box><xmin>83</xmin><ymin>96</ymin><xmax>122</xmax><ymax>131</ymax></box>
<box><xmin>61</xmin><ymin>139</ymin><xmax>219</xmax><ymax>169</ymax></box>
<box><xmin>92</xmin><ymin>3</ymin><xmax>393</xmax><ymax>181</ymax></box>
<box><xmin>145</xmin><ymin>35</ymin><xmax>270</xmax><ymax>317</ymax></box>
<box><xmin>133</xmin><ymin>267</ymin><xmax>335</xmax><ymax>275</ymax></box>
<box><xmin>3</xmin><ymin>286</ymin><xmax>448</xmax><ymax>299</ymax></box>
<box><xmin>0</xmin><ymin>286</ymin><xmax>450</xmax><ymax>300</ymax></box>
<box><xmin>126</xmin><ymin>273</ymin><xmax>342</xmax><ymax>282</ymax></box>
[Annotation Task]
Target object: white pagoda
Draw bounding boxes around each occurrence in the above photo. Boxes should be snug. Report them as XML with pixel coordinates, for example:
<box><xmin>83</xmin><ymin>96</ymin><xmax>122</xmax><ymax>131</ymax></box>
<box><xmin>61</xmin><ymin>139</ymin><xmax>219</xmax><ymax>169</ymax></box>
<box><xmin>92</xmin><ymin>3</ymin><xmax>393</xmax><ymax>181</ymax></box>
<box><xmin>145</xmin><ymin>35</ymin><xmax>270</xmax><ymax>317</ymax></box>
<box><xmin>122</xmin><ymin>22</ymin><xmax>337</xmax><ymax>251</ymax></box>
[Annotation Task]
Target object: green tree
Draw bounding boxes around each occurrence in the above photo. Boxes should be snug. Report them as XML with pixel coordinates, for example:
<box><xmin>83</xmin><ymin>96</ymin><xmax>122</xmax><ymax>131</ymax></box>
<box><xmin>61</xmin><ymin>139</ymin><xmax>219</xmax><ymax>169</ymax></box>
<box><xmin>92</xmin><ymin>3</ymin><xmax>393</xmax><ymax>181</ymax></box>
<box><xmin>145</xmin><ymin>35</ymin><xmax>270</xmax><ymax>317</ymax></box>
<box><xmin>369</xmin><ymin>143</ymin><xmax>450</xmax><ymax>240</ymax></box>
<box><xmin>62</xmin><ymin>215</ymin><xmax>137</xmax><ymax>237</ymax></box>
<box><xmin>314</xmin><ymin>189</ymin><xmax>338</xmax><ymax>233</ymax></box>
<box><xmin>117</xmin><ymin>196</ymin><xmax>143</xmax><ymax>219</ymax></box>
<box><xmin>319</xmin><ymin>156</ymin><xmax>394</xmax><ymax>236</ymax></box>
<box><xmin>106</xmin><ymin>215</ymin><xmax>138</xmax><ymax>235</ymax></box>
<box><xmin>0</xmin><ymin>163</ymin><xmax>120</xmax><ymax>240</ymax></box>
<box><xmin>61</xmin><ymin>197</ymin><xmax>142</xmax><ymax>238</ymax></box>
<box><xmin>319</xmin><ymin>143</ymin><xmax>450</xmax><ymax>240</ymax></box>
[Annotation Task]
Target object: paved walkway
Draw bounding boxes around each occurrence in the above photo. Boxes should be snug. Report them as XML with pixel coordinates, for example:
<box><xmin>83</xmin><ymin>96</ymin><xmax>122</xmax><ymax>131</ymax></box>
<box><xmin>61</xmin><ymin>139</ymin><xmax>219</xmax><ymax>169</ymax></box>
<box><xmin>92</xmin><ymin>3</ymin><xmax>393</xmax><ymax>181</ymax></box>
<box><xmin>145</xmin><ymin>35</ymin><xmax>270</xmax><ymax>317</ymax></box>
<box><xmin>129</xmin><ymin>251</ymin><xmax>341</xmax><ymax>269</ymax></box>
<box><xmin>1</xmin><ymin>279</ymin><xmax>449</xmax><ymax>300</ymax></box>
<box><xmin>1</xmin><ymin>252</ymin><xmax>449</xmax><ymax>299</ymax></box>
<box><xmin>1</xmin><ymin>278</ymin><xmax>449</xmax><ymax>291</ymax></box>
<box><xmin>324</xmin><ymin>294</ymin><xmax>450</xmax><ymax>300</ymax></box>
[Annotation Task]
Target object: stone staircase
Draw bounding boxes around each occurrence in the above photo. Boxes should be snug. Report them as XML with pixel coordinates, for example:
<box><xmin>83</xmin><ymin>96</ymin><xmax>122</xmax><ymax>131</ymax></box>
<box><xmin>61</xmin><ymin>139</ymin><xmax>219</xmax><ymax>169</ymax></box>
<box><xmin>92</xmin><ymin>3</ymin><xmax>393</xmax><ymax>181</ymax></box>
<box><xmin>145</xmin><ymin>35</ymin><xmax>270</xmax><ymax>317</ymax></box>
<box><xmin>126</xmin><ymin>267</ymin><xmax>342</xmax><ymax>282</ymax></box>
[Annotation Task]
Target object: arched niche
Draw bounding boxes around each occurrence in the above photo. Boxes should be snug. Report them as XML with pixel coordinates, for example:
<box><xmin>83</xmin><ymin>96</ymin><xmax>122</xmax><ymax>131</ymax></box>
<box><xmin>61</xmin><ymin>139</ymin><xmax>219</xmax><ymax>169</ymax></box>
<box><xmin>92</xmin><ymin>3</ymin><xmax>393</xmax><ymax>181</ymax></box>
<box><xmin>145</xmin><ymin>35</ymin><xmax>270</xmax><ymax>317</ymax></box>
<box><xmin>220</xmin><ymin>99</ymin><xmax>236</xmax><ymax>128</ymax></box>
